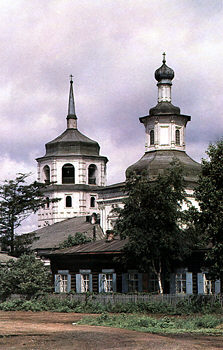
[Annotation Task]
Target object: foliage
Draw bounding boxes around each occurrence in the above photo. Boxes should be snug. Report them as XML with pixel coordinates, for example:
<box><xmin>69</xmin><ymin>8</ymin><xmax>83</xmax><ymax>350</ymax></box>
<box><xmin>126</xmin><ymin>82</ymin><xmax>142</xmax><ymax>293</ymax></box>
<box><xmin>0</xmin><ymin>173</ymin><xmax>59</xmax><ymax>255</ymax></box>
<box><xmin>114</xmin><ymin>161</ymin><xmax>191</xmax><ymax>293</ymax></box>
<box><xmin>0</xmin><ymin>254</ymin><xmax>51</xmax><ymax>300</ymax></box>
<box><xmin>79</xmin><ymin>313</ymin><xmax>223</xmax><ymax>334</ymax></box>
<box><xmin>0</xmin><ymin>294</ymin><xmax>222</xmax><ymax>315</ymax></box>
<box><xmin>59</xmin><ymin>232</ymin><xmax>92</xmax><ymax>249</ymax></box>
<box><xmin>190</xmin><ymin>140</ymin><xmax>223</xmax><ymax>279</ymax></box>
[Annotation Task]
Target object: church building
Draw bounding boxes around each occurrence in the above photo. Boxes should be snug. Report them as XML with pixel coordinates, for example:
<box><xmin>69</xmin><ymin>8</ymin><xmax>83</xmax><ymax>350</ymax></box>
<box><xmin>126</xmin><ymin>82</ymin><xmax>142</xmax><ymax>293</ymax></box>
<box><xmin>36</xmin><ymin>55</ymin><xmax>200</xmax><ymax>233</ymax></box>
<box><xmin>98</xmin><ymin>54</ymin><xmax>200</xmax><ymax>232</ymax></box>
<box><xmin>31</xmin><ymin>55</ymin><xmax>221</xmax><ymax>296</ymax></box>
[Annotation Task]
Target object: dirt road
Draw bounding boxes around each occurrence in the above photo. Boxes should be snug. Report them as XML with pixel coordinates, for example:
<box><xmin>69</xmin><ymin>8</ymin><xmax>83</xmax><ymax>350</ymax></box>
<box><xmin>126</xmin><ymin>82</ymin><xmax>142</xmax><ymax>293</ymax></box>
<box><xmin>0</xmin><ymin>311</ymin><xmax>222</xmax><ymax>350</ymax></box>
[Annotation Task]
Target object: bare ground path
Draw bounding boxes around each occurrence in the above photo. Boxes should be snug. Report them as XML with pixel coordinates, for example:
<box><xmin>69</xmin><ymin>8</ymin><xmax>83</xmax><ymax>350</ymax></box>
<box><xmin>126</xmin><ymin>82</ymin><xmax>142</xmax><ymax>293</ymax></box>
<box><xmin>0</xmin><ymin>311</ymin><xmax>222</xmax><ymax>350</ymax></box>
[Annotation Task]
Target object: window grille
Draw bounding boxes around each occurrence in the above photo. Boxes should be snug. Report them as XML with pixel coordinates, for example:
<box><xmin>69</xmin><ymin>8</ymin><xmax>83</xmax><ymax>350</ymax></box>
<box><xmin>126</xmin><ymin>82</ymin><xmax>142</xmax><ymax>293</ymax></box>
<box><xmin>128</xmin><ymin>273</ymin><xmax>139</xmax><ymax>292</ymax></box>
<box><xmin>62</xmin><ymin>164</ymin><xmax>75</xmax><ymax>184</ymax></box>
<box><xmin>81</xmin><ymin>274</ymin><xmax>90</xmax><ymax>292</ymax></box>
<box><xmin>176</xmin><ymin>273</ymin><xmax>186</xmax><ymax>293</ymax></box>
<box><xmin>59</xmin><ymin>275</ymin><xmax>68</xmax><ymax>293</ymax></box>
<box><xmin>88</xmin><ymin>164</ymin><xmax>97</xmax><ymax>184</ymax></box>
<box><xmin>175</xmin><ymin>129</ymin><xmax>180</xmax><ymax>145</ymax></box>
<box><xmin>150</xmin><ymin>130</ymin><xmax>154</xmax><ymax>145</ymax></box>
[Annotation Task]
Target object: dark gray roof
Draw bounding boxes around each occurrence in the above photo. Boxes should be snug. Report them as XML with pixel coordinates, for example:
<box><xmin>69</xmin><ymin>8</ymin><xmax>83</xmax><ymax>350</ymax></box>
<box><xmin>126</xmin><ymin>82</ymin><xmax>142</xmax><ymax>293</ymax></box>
<box><xmin>50</xmin><ymin>237</ymin><xmax>128</xmax><ymax>255</ymax></box>
<box><xmin>40</xmin><ymin>129</ymin><xmax>101</xmax><ymax>157</ymax></box>
<box><xmin>0</xmin><ymin>253</ymin><xmax>17</xmax><ymax>264</ymax></box>
<box><xmin>149</xmin><ymin>102</ymin><xmax>181</xmax><ymax>116</ymax></box>
<box><xmin>31</xmin><ymin>216</ymin><xmax>104</xmax><ymax>250</ymax></box>
<box><xmin>97</xmin><ymin>182</ymin><xmax>126</xmax><ymax>199</ymax></box>
<box><xmin>126</xmin><ymin>150</ymin><xmax>201</xmax><ymax>187</ymax></box>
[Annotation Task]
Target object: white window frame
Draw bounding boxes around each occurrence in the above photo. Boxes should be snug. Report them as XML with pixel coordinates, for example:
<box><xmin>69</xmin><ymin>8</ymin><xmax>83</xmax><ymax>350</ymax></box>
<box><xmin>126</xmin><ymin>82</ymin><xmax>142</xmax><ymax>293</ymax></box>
<box><xmin>176</xmin><ymin>272</ymin><xmax>187</xmax><ymax>294</ymax></box>
<box><xmin>81</xmin><ymin>273</ymin><xmax>90</xmax><ymax>292</ymax></box>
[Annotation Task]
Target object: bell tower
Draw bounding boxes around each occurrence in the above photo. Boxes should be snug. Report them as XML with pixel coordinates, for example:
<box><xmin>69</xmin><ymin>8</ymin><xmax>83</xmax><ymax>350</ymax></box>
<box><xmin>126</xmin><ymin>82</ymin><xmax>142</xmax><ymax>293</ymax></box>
<box><xmin>126</xmin><ymin>54</ymin><xmax>200</xmax><ymax>186</ymax></box>
<box><xmin>36</xmin><ymin>77</ymin><xmax>108</xmax><ymax>228</ymax></box>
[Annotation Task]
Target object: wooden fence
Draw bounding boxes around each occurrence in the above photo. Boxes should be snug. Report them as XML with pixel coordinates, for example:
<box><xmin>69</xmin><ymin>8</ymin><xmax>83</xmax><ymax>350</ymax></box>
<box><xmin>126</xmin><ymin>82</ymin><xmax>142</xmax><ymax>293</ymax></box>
<box><xmin>51</xmin><ymin>293</ymin><xmax>223</xmax><ymax>307</ymax></box>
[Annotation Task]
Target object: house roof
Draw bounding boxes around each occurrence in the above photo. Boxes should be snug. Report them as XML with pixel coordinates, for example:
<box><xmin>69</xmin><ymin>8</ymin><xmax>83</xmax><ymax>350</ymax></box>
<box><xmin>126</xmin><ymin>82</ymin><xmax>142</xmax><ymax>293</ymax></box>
<box><xmin>30</xmin><ymin>216</ymin><xmax>104</xmax><ymax>250</ymax></box>
<box><xmin>50</xmin><ymin>237</ymin><xmax>128</xmax><ymax>256</ymax></box>
<box><xmin>0</xmin><ymin>252</ymin><xmax>17</xmax><ymax>264</ymax></box>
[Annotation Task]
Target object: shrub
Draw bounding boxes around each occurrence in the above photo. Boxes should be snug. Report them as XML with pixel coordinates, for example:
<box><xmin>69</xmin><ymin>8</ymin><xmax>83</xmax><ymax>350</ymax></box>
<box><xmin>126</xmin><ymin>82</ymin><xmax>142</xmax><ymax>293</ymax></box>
<box><xmin>0</xmin><ymin>255</ymin><xmax>51</xmax><ymax>300</ymax></box>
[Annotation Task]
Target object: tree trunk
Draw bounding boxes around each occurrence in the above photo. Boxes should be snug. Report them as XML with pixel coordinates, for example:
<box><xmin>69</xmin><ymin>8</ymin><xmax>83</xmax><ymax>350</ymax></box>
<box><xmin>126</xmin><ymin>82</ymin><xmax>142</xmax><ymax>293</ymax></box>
<box><xmin>157</xmin><ymin>271</ymin><xmax>163</xmax><ymax>294</ymax></box>
<box><xmin>152</xmin><ymin>259</ymin><xmax>163</xmax><ymax>294</ymax></box>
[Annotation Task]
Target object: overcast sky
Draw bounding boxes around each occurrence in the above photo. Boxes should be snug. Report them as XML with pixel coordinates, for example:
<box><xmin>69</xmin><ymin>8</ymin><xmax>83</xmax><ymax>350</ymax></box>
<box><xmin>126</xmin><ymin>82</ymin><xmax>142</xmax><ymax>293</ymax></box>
<box><xmin>0</xmin><ymin>0</ymin><xmax>222</xmax><ymax>231</ymax></box>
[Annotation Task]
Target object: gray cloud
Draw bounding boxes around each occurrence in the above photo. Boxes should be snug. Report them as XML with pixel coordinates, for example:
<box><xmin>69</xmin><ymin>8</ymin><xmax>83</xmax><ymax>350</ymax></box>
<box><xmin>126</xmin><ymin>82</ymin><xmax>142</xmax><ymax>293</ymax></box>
<box><xmin>0</xmin><ymin>0</ymin><xmax>222</xmax><ymax>188</ymax></box>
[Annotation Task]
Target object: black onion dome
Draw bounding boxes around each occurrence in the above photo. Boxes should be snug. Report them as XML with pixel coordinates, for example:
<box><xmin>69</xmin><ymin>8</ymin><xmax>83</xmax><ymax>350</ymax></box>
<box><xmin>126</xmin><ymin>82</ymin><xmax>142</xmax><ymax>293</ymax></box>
<box><xmin>155</xmin><ymin>61</ymin><xmax>174</xmax><ymax>82</ymax></box>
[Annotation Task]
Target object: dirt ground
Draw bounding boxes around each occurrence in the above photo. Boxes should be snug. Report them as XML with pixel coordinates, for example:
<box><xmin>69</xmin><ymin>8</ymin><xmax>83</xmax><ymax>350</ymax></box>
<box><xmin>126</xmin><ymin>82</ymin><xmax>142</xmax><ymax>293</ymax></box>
<box><xmin>0</xmin><ymin>311</ymin><xmax>222</xmax><ymax>350</ymax></box>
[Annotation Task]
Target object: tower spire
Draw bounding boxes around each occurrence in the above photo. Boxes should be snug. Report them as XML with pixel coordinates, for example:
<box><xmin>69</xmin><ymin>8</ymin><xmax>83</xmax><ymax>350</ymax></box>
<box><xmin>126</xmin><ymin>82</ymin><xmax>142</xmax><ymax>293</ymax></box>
<box><xmin>67</xmin><ymin>75</ymin><xmax>77</xmax><ymax>129</ymax></box>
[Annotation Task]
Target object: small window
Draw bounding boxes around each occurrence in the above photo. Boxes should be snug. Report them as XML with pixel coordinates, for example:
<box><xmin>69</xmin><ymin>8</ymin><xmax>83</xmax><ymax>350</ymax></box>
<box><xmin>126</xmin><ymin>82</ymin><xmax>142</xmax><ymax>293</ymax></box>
<box><xmin>176</xmin><ymin>273</ymin><xmax>186</xmax><ymax>293</ymax></box>
<box><xmin>88</xmin><ymin>164</ymin><xmax>97</xmax><ymax>185</ymax></box>
<box><xmin>128</xmin><ymin>273</ymin><xmax>138</xmax><ymax>292</ymax></box>
<box><xmin>46</xmin><ymin>197</ymin><xmax>50</xmax><ymax>209</ymax></box>
<box><xmin>148</xmin><ymin>272</ymin><xmax>159</xmax><ymax>293</ymax></box>
<box><xmin>90</xmin><ymin>196</ymin><xmax>95</xmax><ymax>208</ymax></box>
<box><xmin>150</xmin><ymin>130</ymin><xmax>154</xmax><ymax>145</ymax></box>
<box><xmin>66</xmin><ymin>196</ymin><xmax>72</xmax><ymax>208</ymax></box>
<box><xmin>43</xmin><ymin>165</ymin><xmax>50</xmax><ymax>184</ymax></box>
<box><xmin>59</xmin><ymin>275</ymin><xmax>68</xmax><ymax>293</ymax></box>
<box><xmin>81</xmin><ymin>274</ymin><xmax>90</xmax><ymax>292</ymax></box>
<box><xmin>101</xmin><ymin>273</ymin><xmax>113</xmax><ymax>292</ymax></box>
<box><xmin>55</xmin><ymin>273</ymin><xmax>71</xmax><ymax>293</ymax></box>
<box><xmin>62</xmin><ymin>164</ymin><xmax>75</xmax><ymax>184</ymax></box>
<box><xmin>175</xmin><ymin>129</ymin><xmax>180</xmax><ymax>145</ymax></box>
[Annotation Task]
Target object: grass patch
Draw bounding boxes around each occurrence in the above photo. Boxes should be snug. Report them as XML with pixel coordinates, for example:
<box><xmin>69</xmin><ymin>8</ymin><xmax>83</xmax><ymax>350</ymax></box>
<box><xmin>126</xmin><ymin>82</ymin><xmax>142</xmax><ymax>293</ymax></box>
<box><xmin>78</xmin><ymin>313</ymin><xmax>223</xmax><ymax>335</ymax></box>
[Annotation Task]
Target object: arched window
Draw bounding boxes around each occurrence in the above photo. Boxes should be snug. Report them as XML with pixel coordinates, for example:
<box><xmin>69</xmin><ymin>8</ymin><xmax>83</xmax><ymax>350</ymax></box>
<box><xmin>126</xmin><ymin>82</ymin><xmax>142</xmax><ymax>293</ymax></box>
<box><xmin>46</xmin><ymin>197</ymin><xmax>50</xmax><ymax>209</ymax></box>
<box><xmin>88</xmin><ymin>164</ymin><xmax>97</xmax><ymax>185</ymax></box>
<box><xmin>90</xmin><ymin>196</ymin><xmax>95</xmax><ymax>208</ymax></box>
<box><xmin>62</xmin><ymin>164</ymin><xmax>75</xmax><ymax>184</ymax></box>
<box><xmin>43</xmin><ymin>165</ymin><xmax>50</xmax><ymax>184</ymax></box>
<box><xmin>175</xmin><ymin>129</ymin><xmax>180</xmax><ymax>145</ymax></box>
<box><xmin>66</xmin><ymin>196</ymin><xmax>72</xmax><ymax>208</ymax></box>
<box><xmin>150</xmin><ymin>130</ymin><xmax>154</xmax><ymax>145</ymax></box>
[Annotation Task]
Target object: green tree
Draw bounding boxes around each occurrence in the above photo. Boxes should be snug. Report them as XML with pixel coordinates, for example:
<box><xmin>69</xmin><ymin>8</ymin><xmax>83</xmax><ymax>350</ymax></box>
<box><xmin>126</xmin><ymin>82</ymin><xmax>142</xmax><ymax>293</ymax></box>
<box><xmin>59</xmin><ymin>232</ymin><xmax>92</xmax><ymax>249</ymax></box>
<box><xmin>0</xmin><ymin>254</ymin><xmax>50</xmax><ymax>300</ymax></box>
<box><xmin>0</xmin><ymin>173</ymin><xmax>59</xmax><ymax>255</ymax></box>
<box><xmin>114</xmin><ymin>162</ymin><xmax>191</xmax><ymax>293</ymax></box>
<box><xmin>193</xmin><ymin>140</ymin><xmax>223</xmax><ymax>279</ymax></box>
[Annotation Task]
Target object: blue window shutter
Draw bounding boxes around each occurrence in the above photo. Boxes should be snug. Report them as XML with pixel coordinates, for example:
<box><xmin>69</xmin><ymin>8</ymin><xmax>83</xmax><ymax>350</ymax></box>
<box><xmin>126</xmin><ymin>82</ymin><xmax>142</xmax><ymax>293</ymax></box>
<box><xmin>98</xmin><ymin>274</ymin><xmax>103</xmax><ymax>293</ymax></box>
<box><xmin>215</xmin><ymin>279</ymin><xmax>221</xmax><ymax>294</ymax></box>
<box><xmin>76</xmin><ymin>274</ymin><xmax>81</xmax><ymax>293</ymax></box>
<box><xmin>138</xmin><ymin>273</ymin><xmax>143</xmax><ymax>292</ymax></box>
<box><xmin>197</xmin><ymin>273</ymin><xmax>204</xmax><ymax>294</ymax></box>
<box><xmin>54</xmin><ymin>274</ymin><xmax>60</xmax><ymax>293</ymax></box>
<box><xmin>67</xmin><ymin>274</ymin><xmax>71</xmax><ymax>293</ymax></box>
<box><xmin>169</xmin><ymin>273</ymin><xmax>176</xmax><ymax>294</ymax></box>
<box><xmin>112</xmin><ymin>273</ymin><xmax>117</xmax><ymax>292</ymax></box>
<box><xmin>186</xmin><ymin>272</ymin><xmax>193</xmax><ymax>294</ymax></box>
<box><xmin>122</xmin><ymin>273</ymin><xmax>128</xmax><ymax>293</ymax></box>
<box><xmin>89</xmin><ymin>274</ymin><xmax>93</xmax><ymax>292</ymax></box>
